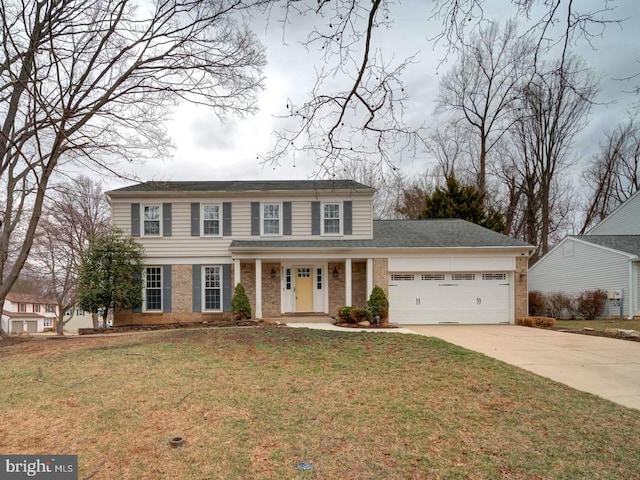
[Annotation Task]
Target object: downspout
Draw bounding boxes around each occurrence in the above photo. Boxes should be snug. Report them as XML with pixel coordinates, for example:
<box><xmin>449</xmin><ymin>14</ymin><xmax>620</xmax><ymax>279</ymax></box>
<box><xmin>630</xmin><ymin>259</ymin><xmax>638</xmax><ymax>319</ymax></box>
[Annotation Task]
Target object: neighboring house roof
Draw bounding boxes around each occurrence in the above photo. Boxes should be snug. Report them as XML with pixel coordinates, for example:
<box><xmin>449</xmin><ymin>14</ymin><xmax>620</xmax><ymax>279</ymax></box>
<box><xmin>586</xmin><ymin>189</ymin><xmax>640</xmax><ymax>235</ymax></box>
<box><xmin>2</xmin><ymin>310</ymin><xmax>46</xmax><ymax>319</ymax></box>
<box><xmin>230</xmin><ymin>219</ymin><xmax>534</xmax><ymax>250</ymax></box>
<box><xmin>6</xmin><ymin>293</ymin><xmax>55</xmax><ymax>304</ymax></box>
<box><xmin>570</xmin><ymin>235</ymin><xmax>640</xmax><ymax>257</ymax></box>
<box><xmin>107</xmin><ymin>180</ymin><xmax>374</xmax><ymax>195</ymax></box>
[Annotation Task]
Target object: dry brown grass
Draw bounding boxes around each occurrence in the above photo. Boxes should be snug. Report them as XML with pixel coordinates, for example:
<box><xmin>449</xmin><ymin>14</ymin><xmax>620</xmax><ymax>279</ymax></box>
<box><xmin>1</xmin><ymin>327</ymin><xmax>639</xmax><ymax>479</ymax></box>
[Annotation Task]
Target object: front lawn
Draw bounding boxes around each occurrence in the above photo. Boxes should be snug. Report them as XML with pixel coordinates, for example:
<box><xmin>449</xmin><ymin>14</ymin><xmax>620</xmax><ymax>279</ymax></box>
<box><xmin>1</xmin><ymin>327</ymin><xmax>639</xmax><ymax>479</ymax></box>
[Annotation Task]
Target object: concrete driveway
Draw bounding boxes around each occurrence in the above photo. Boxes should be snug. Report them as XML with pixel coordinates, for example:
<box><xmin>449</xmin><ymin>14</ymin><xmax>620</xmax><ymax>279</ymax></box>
<box><xmin>404</xmin><ymin>325</ymin><xmax>640</xmax><ymax>411</ymax></box>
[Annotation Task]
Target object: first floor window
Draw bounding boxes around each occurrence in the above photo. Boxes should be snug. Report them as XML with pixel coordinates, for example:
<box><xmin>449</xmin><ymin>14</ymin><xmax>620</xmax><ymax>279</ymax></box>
<box><xmin>204</xmin><ymin>266</ymin><xmax>221</xmax><ymax>311</ymax></box>
<box><xmin>323</xmin><ymin>203</ymin><xmax>341</xmax><ymax>234</ymax></box>
<box><xmin>145</xmin><ymin>267</ymin><xmax>162</xmax><ymax>311</ymax></box>
<box><xmin>43</xmin><ymin>318</ymin><xmax>53</xmax><ymax>328</ymax></box>
<box><xmin>143</xmin><ymin>205</ymin><xmax>161</xmax><ymax>236</ymax></box>
<box><xmin>316</xmin><ymin>268</ymin><xmax>322</xmax><ymax>290</ymax></box>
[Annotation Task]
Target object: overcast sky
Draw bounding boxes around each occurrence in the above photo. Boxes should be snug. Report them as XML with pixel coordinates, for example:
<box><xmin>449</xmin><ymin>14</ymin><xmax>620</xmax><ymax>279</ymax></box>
<box><xmin>101</xmin><ymin>0</ymin><xmax>640</xmax><ymax>190</ymax></box>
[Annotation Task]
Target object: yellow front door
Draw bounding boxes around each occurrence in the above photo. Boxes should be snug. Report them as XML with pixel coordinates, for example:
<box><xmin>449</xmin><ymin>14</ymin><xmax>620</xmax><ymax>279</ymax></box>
<box><xmin>295</xmin><ymin>267</ymin><xmax>313</xmax><ymax>312</ymax></box>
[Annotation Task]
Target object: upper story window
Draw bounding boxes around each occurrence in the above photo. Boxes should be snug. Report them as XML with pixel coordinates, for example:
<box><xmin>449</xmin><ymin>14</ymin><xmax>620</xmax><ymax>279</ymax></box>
<box><xmin>143</xmin><ymin>266</ymin><xmax>162</xmax><ymax>312</ymax></box>
<box><xmin>34</xmin><ymin>304</ymin><xmax>40</xmax><ymax>313</ymax></box>
<box><xmin>143</xmin><ymin>205</ymin><xmax>161</xmax><ymax>236</ymax></box>
<box><xmin>202</xmin><ymin>204</ymin><xmax>221</xmax><ymax>236</ymax></box>
<box><xmin>322</xmin><ymin>203</ymin><xmax>341</xmax><ymax>235</ymax></box>
<box><xmin>18</xmin><ymin>303</ymin><xmax>26</xmax><ymax>312</ymax></box>
<box><xmin>46</xmin><ymin>305</ymin><xmax>55</xmax><ymax>313</ymax></box>
<box><xmin>262</xmin><ymin>203</ymin><xmax>281</xmax><ymax>236</ymax></box>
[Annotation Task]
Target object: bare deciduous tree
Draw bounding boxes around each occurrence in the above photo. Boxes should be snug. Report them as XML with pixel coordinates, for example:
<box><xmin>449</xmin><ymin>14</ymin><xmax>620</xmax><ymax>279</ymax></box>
<box><xmin>436</xmin><ymin>19</ymin><xmax>535</xmax><ymax>198</ymax></box>
<box><xmin>580</xmin><ymin>116</ymin><xmax>640</xmax><ymax>233</ymax></box>
<box><xmin>30</xmin><ymin>176</ymin><xmax>110</xmax><ymax>334</ymax></box>
<box><xmin>509</xmin><ymin>55</ymin><xmax>598</xmax><ymax>256</ymax></box>
<box><xmin>0</xmin><ymin>0</ymin><xmax>265</xmax><ymax>334</ymax></box>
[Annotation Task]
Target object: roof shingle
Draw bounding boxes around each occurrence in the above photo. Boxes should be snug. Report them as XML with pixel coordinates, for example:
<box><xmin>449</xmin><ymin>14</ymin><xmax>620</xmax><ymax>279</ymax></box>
<box><xmin>573</xmin><ymin>235</ymin><xmax>640</xmax><ymax>257</ymax></box>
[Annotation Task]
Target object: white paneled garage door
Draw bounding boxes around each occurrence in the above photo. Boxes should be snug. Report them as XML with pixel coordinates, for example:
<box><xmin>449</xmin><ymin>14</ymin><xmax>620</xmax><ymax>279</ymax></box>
<box><xmin>389</xmin><ymin>272</ymin><xmax>511</xmax><ymax>324</ymax></box>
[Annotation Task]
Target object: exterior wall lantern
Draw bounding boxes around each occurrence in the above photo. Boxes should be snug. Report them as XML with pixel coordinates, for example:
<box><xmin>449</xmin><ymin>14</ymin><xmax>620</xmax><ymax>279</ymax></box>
<box><xmin>333</xmin><ymin>266</ymin><xmax>339</xmax><ymax>278</ymax></box>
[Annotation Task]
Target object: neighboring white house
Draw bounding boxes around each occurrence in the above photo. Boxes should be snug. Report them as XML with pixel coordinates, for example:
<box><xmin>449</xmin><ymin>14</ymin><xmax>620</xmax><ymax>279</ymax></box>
<box><xmin>1</xmin><ymin>293</ymin><xmax>58</xmax><ymax>333</ymax></box>
<box><xmin>529</xmin><ymin>190</ymin><xmax>640</xmax><ymax>318</ymax></box>
<box><xmin>107</xmin><ymin>180</ymin><xmax>534</xmax><ymax>325</ymax></box>
<box><xmin>63</xmin><ymin>307</ymin><xmax>95</xmax><ymax>332</ymax></box>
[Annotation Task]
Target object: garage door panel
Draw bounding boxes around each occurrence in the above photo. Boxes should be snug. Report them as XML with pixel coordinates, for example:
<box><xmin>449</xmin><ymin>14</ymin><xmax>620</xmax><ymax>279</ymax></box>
<box><xmin>389</xmin><ymin>272</ymin><xmax>511</xmax><ymax>325</ymax></box>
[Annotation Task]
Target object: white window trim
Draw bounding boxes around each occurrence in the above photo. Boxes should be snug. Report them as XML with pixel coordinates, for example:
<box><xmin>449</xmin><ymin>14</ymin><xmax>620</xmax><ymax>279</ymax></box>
<box><xmin>261</xmin><ymin>202</ymin><xmax>282</xmax><ymax>236</ymax></box>
<box><xmin>321</xmin><ymin>202</ymin><xmax>343</xmax><ymax>236</ymax></box>
<box><xmin>202</xmin><ymin>265</ymin><xmax>223</xmax><ymax>312</ymax></box>
<box><xmin>201</xmin><ymin>203</ymin><xmax>222</xmax><ymax>237</ymax></box>
<box><xmin>43</xmin><ymin>318</ymin><xmax>53</xmax><ymax>328</ymax></box>
<box><xmin>142</xmin><ymin>266</ymin><xmax>163</xmax><ymax>312</ymax></box>
<box><xmin>142</xmin><ymin>204</ymin><xmax>162</xmax><ymax>237</ymax></box>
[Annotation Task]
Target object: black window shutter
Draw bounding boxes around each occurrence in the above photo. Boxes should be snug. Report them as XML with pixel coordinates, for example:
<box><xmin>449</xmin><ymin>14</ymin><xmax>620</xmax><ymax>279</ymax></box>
<box><xmin>343</xmin><ymin>201</ymin><xmax>352</xmax><ymax>235</ymax></box>
<box><xmin>192</xmin><ymin>265</ymin><xmax>201</xmax><ymax>312</ymax></box>
<box><xmin>223</xmin><ymin>202</ymin><xmax>232</xmax><ymax>236</ymax></box>
<box><xmin>163</xmin><ymin>203</ymin><xmax>172</xmax><ymax>237</ymax></box>
<box><xmin>131</xmin><ymin>203</ymin><xmax>140</xmax><ymax>237</ymax></box>
<box><xmin>162</xmin><ymin>265</ymin><xmax>172</xmax><ymax>312</ymax></box>
<box><xmin>251</xmin><ymin>202</ymin><xmax>260</xmax><ymax>236</ymax></box>
<box><xmin>223</xmin><ymin>264</ymin><xmax>232</xmax><ymax>312</ymax></box>
<box><xmin>191</xmin><ymin>203</ymin><xmax>200</xmax><ymax>236</ymax></box>
<box><xmin>283</xmin><ymin>201</ymin><xmax>292</xmax><ymax>236</ymax></box>
<box><xmin>311</xmin><ymin>201</ymin><xmax>320</xmax><ymax>235</ymax></box>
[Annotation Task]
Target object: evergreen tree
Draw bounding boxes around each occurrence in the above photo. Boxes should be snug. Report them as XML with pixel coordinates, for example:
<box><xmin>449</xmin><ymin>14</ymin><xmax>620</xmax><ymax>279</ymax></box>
<box><xmin>77</xmin><ymin>228</ymin><xmax>144</xmax><ymax>326</ymax></box>
<box><xmin>419</xmin><ymin>176</ymin><xmax>505</xmax><ymax>233</ymax></box>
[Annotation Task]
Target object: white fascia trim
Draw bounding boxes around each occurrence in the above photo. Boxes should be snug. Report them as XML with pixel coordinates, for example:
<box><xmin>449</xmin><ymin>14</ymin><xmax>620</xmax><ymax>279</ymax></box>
<box><xmin>143</xmin><ymin>257</ymin><xmax>233</xmax><ymax>265</ymax></box>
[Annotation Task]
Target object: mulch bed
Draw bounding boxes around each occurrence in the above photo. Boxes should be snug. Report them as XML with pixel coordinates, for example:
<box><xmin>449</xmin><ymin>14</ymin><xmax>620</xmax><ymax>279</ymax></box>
<box><xmin>335</xmin><ymin>323</ymin><xmax>399</xmax><ymax>329</ymax></box>
<box><xmin>78</xmin><ymin>318</ymin><xmax>261</xmax><ymax>335</ymax></box>
<box><xmin>552</xmin><ymin>327</ymin><xmax>640</xmax><ymax>342</ymax></box>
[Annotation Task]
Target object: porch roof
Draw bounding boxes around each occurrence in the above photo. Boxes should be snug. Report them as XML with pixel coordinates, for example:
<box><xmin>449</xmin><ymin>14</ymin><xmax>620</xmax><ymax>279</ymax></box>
<box><xmin>230</xmin><ymin>219</ymin><xmax>534</xmax><ymax>251</ymax></box>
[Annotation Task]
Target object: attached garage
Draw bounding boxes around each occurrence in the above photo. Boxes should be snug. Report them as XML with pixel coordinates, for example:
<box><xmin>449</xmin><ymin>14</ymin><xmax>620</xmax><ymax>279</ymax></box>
<box><xmin>25</xmin><ymin>320</ymin><xmax>38</xmax><ymax>333</ymax></box>
<box><xmin>11</xmin><ymin>320</ymin><xmax>23</xmax><ymax>333</ymax></box>
<box><xmin>389</xmin><ymin>272</ymin><xmax>512</xmax><ymax>324</ymax></box>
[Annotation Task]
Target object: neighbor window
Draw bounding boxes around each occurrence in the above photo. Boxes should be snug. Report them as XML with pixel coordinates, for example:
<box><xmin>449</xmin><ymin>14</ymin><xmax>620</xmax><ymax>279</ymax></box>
<box><xmin>46</xmin><ymin>305</ymin><xmax>55</xmax><ymax>313</ymax></box>
<box><xmin>34</xmin><ymin>304</ymin><xmax>40</xmax><ymax>313</ymax></box>
<box><xmin>262</xmin><ymin>203</ymin><xmax>281</xmax><ymax>235</ymax></box>
<box><xmin>18</xmin><ymin>303</ymin><xmax>26</xmax><ymax>312</ymax></box>
<box><xmin>77</xmin><ymin>308</ymin><xmax>85</xmax><ymax>316</ymax></box>
<box><xmin>322</xmin><ymin>203</ymin><xmax>341</xmax><ymax>235</ymax></box>
<box><xmin>143</xmin><ymin>205</ymin><xmax>161</xmax><ymax>236</ymax></box>
<box><xmin>202</xmin><ymin>204</ymin><xmax>221</xmax><ymax>236</ymax></box>
<box><xmin>203</xmin><ymin>266</ymin><xmax>222</xmax><ymax>311</ymax></box>
<box><xmin>144</xmin><ymin>267</ymin><xmax>162</xmax><ymax>311</ymax></box>
<box><xmin>43</xmin><ymin>318</ymin><xmax>53</xmax><ymax>328</ymax></box>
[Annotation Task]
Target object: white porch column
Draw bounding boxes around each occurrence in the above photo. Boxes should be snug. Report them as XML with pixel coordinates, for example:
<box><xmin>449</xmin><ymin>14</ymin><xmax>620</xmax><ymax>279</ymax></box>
<box><xmin>234</xmin><ymin>259</ymin><xmax>241</xmax><ymax>287</ymax></box>
<box><xmin>345</xmin><ymin>258</ymin><xmax>352</xmax><ymax>307</ymax></box>
<box><xmin>366</xmin><ymin>258</ymin><xmax>374</xmax><ymax>299</ymax></box>
<box><xmin>255</xmin><ymin>259</ymin><xmax>262</xmax><ymax>319</ymax></box>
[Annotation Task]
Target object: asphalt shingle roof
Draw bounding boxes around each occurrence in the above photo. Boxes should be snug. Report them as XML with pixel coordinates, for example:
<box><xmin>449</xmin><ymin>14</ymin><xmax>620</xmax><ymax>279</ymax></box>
<box><xmin>108</xmin><ymin>180</ymin><xmax>373</xmax><ymax>194</ymax></box>
<box><xmin>230</xmin><ymin>219</ymin><xmax>533</xmax><ymax>250</ymax></box>
<box><xmin>573</xmin><ymin>235</ymin><xmax>640</xmax><ymax>257</ymax></box>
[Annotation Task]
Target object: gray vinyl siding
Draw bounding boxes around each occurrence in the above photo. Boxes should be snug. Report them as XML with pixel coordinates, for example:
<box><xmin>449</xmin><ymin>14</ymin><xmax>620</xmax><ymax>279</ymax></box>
<box><xmin>589</xmin><ymin>193</ymin><xmax>640</xmax><ymax>235</ymax></box>
<box><xmin>529</xmin><ymin>238</ymin><xmax>632</xmax><ymax>317</ymax></box>
<box><xmin>231</xmin><ymin>202</ymin><xmax>251</xmax><ymax>237</ymax></box>
<box><xmin>291</xmin><ymin>202</ymin><xmax>312</xmax><ymax>236</ymax></box>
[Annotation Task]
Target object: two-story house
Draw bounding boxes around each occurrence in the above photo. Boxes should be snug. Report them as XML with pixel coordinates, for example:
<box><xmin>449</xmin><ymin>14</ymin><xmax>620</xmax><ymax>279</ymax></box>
<box><xmin>107</xmin><ymin>180</ymin><xmax>533</xmax><ymax>325</ymax></box>
<box><xmin>1</xmin><ymin>293</ymin><xmax>58</xmax><ymax>333</ymax></box>
<box><xmin>529</xmin><ymin>190</ymin><xmax>640</xmax><ymax>318</ymax></box>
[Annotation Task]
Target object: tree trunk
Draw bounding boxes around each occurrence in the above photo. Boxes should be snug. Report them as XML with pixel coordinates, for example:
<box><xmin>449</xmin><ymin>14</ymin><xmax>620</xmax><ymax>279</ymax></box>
<box><xmin>91</xmin><ymin>312</ymin><xmax>100</xmax><ymax>329</ymax></box>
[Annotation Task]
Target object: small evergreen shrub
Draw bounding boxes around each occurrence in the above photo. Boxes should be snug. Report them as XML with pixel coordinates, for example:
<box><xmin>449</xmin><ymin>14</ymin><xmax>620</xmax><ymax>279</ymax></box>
<box><xmin>367</xmin><ymin>285</ymin><xmax>389</xmax><ymax>324</ymax></box>
<box><xmin>575</xmin><ymin>289</ymin><xmax>607</xmax><ymax>320</ymax></box>
<box><xmin>230</xmin><ymin>283</ymin><xmax>252</xmax><ymax>320</ymax></box>
<box><xmin>338</xmin><ymin>306</ymin><xmax>353</xmax><ymax>323</ymax></box>
<box><xmin>350</xmin><ymin>308</ymin><xmax>373</xmax><ymax>324</ymax></box>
